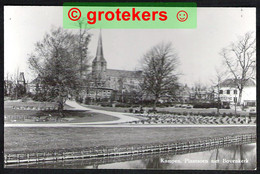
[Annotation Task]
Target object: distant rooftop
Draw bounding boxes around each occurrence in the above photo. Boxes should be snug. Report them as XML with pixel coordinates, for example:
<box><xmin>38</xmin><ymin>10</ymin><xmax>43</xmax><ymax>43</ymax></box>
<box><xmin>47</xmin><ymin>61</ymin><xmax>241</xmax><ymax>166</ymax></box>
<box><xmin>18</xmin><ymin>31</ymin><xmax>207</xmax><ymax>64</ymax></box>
<box><xmin>220</xmin><ymin>78</ymin><xmax>256</xmax><ymax>87</ymax></box>
<box><xmin>106</xmin><ymin>69</ymin><xmax>142</xmax><ymax>79</ymax></box>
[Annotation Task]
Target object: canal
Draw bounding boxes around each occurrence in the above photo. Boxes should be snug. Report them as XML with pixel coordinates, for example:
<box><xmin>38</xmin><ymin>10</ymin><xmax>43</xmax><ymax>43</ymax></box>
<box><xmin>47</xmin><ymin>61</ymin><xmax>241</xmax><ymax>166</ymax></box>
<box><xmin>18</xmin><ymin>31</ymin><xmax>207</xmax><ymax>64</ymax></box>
<box><xmin>6</xmin><ymin>143</ymin><xmax>256</xmax><ymax>170</ymax></box>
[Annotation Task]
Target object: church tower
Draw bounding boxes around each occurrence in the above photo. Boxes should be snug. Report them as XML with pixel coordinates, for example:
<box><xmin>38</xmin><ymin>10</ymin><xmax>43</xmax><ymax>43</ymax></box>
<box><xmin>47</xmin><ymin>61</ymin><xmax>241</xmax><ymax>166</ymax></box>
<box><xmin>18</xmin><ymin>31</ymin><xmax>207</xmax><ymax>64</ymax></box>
<box><xmin>92</xmin><ymin>30</ymin><xmax>107</xmax><ymax>81</ymax></box>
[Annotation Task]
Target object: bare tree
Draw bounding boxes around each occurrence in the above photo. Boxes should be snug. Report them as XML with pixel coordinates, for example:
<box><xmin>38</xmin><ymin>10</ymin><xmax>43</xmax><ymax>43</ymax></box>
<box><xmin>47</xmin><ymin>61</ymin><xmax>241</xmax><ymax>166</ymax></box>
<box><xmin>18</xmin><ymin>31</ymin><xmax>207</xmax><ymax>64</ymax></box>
<box><xmin>28</xmin><ymin>27</ymin><xmax>90</xmax><ymax>113</ymax></box>
<box><xmin>221</xmin><ymin>32</ymin><xmax>256</xmax><ymax>105</ymax></box>
<box><xmin>140</xmin><ymin>42</ymin><xmax>179</xmax><ymax>110</ymax></box>
<box><xmin>76</xmin><ymin>19</ymin><xmax>91</xmax><ymax>78</ymax></box>
<box><xmin>210</xmin><ymin>67</ymin><xmax>228</xmax><ymax>115</ymax></box>
<box><xmin>192</xmin><ymin>81</ymin><xmax>206</xmax><ymax>102</ymax></box>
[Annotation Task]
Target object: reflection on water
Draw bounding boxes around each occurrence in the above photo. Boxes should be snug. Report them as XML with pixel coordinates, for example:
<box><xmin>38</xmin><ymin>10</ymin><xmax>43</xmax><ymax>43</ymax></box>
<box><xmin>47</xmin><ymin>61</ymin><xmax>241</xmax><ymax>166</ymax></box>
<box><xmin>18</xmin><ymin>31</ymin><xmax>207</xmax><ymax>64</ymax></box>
<box><xmin>95</xmin><ymin>143</ymin><xmax>256</xmax><ymax>170</ymax></box>
<box><xmin>8</xmin><ymin>143</ymin><xmax>256</xmax><ymax>170</ymax></box>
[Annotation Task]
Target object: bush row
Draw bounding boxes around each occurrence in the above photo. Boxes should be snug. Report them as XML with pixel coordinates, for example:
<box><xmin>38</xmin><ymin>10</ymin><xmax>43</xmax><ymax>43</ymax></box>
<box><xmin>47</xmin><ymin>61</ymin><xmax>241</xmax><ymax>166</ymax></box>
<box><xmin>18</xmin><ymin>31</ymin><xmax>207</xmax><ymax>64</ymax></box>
<box><xmin>155</xmin><ymin>111</ymin><xmax>246</xmax><ymax>117</ymax></box>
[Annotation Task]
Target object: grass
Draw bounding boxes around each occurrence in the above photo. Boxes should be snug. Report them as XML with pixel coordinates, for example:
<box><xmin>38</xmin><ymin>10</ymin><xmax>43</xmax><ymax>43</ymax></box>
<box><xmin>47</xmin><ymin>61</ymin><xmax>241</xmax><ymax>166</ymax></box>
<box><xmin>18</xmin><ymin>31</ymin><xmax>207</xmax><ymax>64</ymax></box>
<box><xmin>4</xmin><ymin>127</ymin><xmax>256</xmax><ymax>153</ymax></box>
<box><xmin>4</xmin><ymin>109</ymin><xmax>119</xmax><ymax>123</ymax></box>
<box><xmin>4</xmin><ymin>100</ymin><xmax>73</xmax><ymax>109</ymax></box>
<box><xmin>4</xmin><ymin>101</ymin><xmax>119</xmax><ymax>123</ymax></box>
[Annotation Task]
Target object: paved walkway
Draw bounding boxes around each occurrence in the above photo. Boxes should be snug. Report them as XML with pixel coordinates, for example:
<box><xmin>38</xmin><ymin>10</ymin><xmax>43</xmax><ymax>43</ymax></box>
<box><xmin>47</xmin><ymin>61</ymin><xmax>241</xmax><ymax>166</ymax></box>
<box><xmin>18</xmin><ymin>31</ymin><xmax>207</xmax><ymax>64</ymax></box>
<box><xmin>65</xmin><ymin>100</ymin><xmax>140</xmax><ymax>124</ymax></box>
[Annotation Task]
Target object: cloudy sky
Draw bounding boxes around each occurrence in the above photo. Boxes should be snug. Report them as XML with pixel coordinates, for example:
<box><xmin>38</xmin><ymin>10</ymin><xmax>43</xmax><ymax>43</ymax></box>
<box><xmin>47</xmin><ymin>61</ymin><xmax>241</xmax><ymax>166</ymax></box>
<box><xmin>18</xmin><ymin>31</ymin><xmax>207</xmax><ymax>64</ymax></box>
<box><xmin>4</xmin><ymin>6</ymin><xmax>255</xmax><ymax>86</ymax></box>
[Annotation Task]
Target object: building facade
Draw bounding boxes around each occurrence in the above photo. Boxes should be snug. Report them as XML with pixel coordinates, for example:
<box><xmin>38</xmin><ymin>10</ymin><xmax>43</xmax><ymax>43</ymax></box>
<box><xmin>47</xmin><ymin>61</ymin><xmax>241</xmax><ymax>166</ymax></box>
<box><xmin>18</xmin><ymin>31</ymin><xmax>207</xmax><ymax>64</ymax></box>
<box><xmin>216</xmin><ymin>78</ymin><xmax>256</xmax><ymax>107</ymax></box>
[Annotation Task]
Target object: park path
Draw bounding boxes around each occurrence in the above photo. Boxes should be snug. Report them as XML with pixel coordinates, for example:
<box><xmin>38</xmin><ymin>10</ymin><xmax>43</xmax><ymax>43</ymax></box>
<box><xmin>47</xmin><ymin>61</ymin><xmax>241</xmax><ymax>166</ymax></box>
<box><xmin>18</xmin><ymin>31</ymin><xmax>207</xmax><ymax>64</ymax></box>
<box><xmin>65</xmin><ymin>100</ymin><xmax>140</xmax><ymax>125</ymax></box>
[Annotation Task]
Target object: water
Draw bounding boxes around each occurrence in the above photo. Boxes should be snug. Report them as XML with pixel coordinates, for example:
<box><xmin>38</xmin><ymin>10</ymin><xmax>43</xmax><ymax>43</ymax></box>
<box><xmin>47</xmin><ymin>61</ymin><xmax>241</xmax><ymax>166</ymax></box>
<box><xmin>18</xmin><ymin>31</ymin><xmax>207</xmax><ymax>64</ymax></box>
<box><xmin>7</xmin><ymin>143</ymin><xmax>256</xmax><ymax>170</ymax></box>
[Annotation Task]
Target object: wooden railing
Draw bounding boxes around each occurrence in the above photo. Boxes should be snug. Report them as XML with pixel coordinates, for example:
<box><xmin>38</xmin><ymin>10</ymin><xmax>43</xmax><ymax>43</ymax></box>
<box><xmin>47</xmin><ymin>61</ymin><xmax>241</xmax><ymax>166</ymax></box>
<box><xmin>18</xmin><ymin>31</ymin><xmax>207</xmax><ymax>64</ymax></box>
<box><xmin>4</xmin><ymin>133</ymin><xmax>256</xmax><ymax>165</ymax></box>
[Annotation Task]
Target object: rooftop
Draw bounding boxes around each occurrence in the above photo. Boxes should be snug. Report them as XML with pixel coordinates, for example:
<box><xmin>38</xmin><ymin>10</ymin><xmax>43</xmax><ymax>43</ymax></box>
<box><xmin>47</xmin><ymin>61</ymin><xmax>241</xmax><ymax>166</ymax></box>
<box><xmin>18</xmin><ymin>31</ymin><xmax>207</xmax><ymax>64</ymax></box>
<box><xmin>106</xmin><ymin>69</ymin><xmax>142</xmax><ymax>79</ymax></box>
<box><xmin>220</xmin><ymin>78</ymin><xmax>256</xmax><ymax>87</ymax></box>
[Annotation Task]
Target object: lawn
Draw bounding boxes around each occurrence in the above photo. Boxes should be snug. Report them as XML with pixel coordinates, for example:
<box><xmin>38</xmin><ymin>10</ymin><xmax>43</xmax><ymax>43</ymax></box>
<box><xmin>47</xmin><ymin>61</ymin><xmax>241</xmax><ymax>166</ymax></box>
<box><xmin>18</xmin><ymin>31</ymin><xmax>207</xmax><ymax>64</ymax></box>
<box><xmin>4</xmin><ymin>127</ymin><xmax>256</xmax><ymax>153</ymax></box>
<box><xmin>4</xmin><ymin>101</ymin><xmax>119</xmax><ymax>123</ymax></box>
<box><xmin>4</xmin><ymin>108</ymin><xmax>119</xmax><ymax>123</ymax></box>
<box><xmin>4</xmin><ymin>100</ymin><xmax>73</xmax><ymax>109</ymax></box>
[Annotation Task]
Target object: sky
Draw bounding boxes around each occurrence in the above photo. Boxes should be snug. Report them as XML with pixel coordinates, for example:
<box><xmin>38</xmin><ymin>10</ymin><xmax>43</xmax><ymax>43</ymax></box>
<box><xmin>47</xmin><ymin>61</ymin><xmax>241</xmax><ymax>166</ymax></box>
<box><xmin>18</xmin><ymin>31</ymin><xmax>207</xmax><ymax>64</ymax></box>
<box><xmin>4</xmin><ymin>6</ymin><xmax>256</xmax><ymax>86</ymax></box>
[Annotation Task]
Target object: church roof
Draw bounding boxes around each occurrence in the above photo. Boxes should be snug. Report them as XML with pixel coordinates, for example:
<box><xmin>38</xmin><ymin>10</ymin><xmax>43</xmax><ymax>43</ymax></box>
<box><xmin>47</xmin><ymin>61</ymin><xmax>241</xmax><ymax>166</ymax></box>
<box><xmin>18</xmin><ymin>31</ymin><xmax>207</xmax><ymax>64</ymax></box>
<box><xmin>106</xmin><ymin>69</ymin><xmax>142</xmax><ymax>78</ymax></box>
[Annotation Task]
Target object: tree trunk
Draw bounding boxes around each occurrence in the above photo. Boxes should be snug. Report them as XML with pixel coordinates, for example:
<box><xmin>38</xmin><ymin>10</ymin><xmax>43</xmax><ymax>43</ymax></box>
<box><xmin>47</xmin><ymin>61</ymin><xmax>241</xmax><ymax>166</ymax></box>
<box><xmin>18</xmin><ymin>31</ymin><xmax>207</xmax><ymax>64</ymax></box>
<box><xmin>58</xmin><ymin>96</ymin><xmax>64</xmax><ymax>112</ymax></box>
<box><xmin>238</xmin><ymin>88</ymin><xmax>243</xmax><ymax>106</ymax></box>
<box><xmin>217</xmin><ymin>98</ymin><xmax>220</xmax><ymax>115</ymax></box>
<box><xmin>95</xmin><ymin>89</ymin><xmax>97</xmax><ymax>104</ymax></box>
<box><xmin>153</xmin><ymin>96</ymin><xmax>158</xmax><ymax>110</ymax></box>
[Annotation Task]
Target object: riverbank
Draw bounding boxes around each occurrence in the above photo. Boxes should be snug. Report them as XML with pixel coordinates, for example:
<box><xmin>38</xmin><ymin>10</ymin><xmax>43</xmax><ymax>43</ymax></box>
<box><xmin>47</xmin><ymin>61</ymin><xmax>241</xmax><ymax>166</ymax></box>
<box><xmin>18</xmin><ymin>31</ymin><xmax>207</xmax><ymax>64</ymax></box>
<box><xmin>5</xmin><ymin>133</ymin><xmax>256</xmax><ymax>165</ymax></box>
<box><xmin>5</xmin><ymin>126</ymin><xmax>255</xmax><ymax>153</ymax></box>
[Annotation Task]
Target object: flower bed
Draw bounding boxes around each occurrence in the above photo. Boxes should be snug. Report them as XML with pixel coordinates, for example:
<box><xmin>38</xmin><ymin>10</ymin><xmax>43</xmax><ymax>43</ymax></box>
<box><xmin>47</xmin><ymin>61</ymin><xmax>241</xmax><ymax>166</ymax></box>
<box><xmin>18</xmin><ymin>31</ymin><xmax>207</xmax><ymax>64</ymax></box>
<box><xmin>130</xmin><ymin>113</ymin><xmax>256</xmax><ymax>125</ymax></box>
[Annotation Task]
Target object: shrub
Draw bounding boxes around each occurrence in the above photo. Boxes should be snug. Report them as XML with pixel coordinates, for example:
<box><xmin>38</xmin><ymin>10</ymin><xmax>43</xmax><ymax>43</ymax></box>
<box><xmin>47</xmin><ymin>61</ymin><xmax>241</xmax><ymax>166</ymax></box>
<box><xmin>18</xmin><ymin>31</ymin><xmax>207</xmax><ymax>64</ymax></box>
<box><xmin>75</xmin><ymin>97</ymin><xmax>83</xmax><ymax>103</ymax></box>
<box><xmin>84</xmin><ymin>97</ymin><xmax>92</xmax><ymax>105</ymax></box>
<box><xmin>21</xmin><ymin>96</ymin><xmax>29</xmax><ymax>102</ymax></box>
<box><xmin>100</xmin><ymin>102</ymin><xmax>112</xmax><ymax>107</ymax></box>
<box><xmin>201</xmin><ymin>113</ymin><xmax>208</xmax><ymax>117</ymax></box>
<box><xmin>228</xmin><ymin>113</ymin><xmax>233</xmax><ymax>117</ymax></box>
<box><xmin>148</xmin><ymin>109</ymin><xmax>157</xmax><ymax>113</ymax></box>
<box><xmin>183</xmin><ymin>112</ymin><xmax>188</xmax><ymax>116</ymax></box>
<box><xmin>210</xmin><ymin>112</ymin><xmax>216</xmax><ymax>116</ymax></box>
<box><xmin>115</xmin><ymin>103</ymin><xmax>131</xmax><ymax>107</ymax></box>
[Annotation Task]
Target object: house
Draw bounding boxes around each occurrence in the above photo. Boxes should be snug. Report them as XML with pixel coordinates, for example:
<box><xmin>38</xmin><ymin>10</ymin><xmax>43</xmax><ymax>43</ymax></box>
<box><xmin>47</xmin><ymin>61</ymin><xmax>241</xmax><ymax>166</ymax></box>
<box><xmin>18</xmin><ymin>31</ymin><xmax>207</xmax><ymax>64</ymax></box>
<box><xmin>175</xmin><ymin>84</ymin><xmax>191</xmax><ymax>103</ymax></box>
<box><xmin>27</xmin><ymin>75</ymin><xmax>43</xmax><ymax>95</ymax></box>
<box><xmin>5</xmin><ymin>72</ymin><xmax>27</xmax><ymax>96</ymax></box>
<box><xmin>4</xmin><ymin>80</ymin><xmax>14</xmax><ymax>96</ymax></box>
<box><xmin>217</xmin><ymin>78</ymin><xmax>256</xmax><ymax>107</ymax></box>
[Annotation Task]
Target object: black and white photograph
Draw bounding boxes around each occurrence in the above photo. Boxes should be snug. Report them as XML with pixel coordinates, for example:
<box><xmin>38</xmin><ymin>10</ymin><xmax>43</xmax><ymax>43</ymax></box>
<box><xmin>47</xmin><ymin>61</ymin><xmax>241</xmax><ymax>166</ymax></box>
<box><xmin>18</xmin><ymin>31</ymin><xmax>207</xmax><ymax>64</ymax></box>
<box><xmin>3</xmin><ymin>4</ymin><xmax>256</xmax><ymax>171</ymax></box>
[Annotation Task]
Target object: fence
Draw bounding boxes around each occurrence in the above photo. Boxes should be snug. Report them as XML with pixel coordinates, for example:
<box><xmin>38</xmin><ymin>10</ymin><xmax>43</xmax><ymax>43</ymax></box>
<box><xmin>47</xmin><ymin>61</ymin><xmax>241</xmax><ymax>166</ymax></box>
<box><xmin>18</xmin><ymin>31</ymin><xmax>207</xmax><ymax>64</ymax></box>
<box><xmin>12</xmin><ymin>106</ymin><xmax>58</xmax><ymax>111</ymax></box>
<box><xmin>4</xmin><ymin>115</ymin><xmax>34</xmax><ymax>121</ymax></box>
<box><xmin>4</xmin><ymin>133</ymin><xmax>256</xmax><ymax>165</ymax></box>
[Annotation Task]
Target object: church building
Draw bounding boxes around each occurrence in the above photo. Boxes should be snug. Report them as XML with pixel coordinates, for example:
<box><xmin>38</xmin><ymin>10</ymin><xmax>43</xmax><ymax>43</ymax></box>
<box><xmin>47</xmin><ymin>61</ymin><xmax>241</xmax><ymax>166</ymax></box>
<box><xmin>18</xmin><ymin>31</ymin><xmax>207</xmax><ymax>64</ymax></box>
<box><xmin>86</xmin><ymin>31</ymin><xmax>143</xmax><ymax>101</ymax></box>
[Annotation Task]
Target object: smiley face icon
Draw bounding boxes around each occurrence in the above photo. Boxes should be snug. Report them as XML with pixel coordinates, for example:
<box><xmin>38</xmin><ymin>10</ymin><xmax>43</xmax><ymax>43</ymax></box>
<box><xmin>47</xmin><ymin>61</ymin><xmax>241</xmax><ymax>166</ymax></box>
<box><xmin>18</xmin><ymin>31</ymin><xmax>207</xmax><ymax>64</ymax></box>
<box><xmin>177</xmin><ymin>10</ymin><xmax>188</xmax><ymax>22</ymax></box>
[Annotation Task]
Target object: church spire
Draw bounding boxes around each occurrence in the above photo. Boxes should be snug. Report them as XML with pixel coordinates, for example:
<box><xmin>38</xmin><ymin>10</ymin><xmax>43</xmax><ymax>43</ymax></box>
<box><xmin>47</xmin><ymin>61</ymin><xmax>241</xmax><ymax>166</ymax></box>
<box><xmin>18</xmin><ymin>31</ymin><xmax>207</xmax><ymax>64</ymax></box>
<box><xmin>92</xmin><ymin>29</ymin><xmax>107</xmax><ymax>76</ymax></box>
<box><xmin>95</xmin><ymin>29</ymin><xmax>105</xmax><ymax>62</ymax></box>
